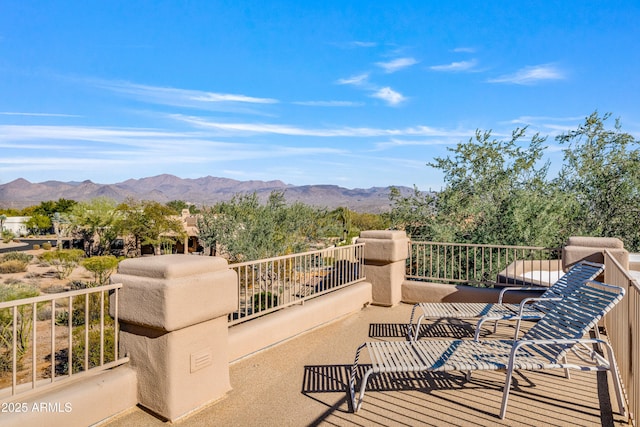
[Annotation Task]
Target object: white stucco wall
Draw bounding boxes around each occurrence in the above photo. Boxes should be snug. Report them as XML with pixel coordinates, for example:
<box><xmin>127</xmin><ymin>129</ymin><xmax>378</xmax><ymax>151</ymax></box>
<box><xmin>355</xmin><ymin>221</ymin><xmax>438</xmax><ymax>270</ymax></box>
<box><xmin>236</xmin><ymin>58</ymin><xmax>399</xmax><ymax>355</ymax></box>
<box><xmin>2</xmin><ymin>216</ymin><xmax>29</xmax><ymax>236</ymax></box>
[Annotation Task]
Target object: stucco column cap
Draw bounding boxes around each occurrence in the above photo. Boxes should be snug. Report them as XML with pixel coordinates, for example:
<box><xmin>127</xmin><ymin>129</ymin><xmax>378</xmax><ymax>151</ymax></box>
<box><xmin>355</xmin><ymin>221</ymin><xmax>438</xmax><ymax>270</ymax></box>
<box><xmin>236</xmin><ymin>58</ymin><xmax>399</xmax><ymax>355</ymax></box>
<box><xmin>117</xmin><ymin>254</ymin><xmax>228</xmax><ymax>278</ymax></box>
<box><xmin>112</xmin><ymin>255</ymin><xmax>237</xmax><ymax>331</ymax></box>
<box><xmin>359</xmin><ymin>230</ymin><xmax>407</xmax><ymax>240</ymax></box>
<box><xmin>357</xmin><ymin>230</ymin><xmax>409</xmax><ymax>263</ymax></box>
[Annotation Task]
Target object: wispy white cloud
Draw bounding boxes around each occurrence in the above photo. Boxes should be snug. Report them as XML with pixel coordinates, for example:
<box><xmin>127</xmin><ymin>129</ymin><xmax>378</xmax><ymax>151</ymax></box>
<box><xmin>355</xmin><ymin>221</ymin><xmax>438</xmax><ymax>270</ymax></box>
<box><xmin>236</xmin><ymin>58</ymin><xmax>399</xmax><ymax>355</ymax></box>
<box><xmin>0</xmin><ymin>124</ymin><xmax>192</xmax><ymax>146</ymax></box>
<box><xmin>88</xmin><ymin>79</ymin><xmax>278</xmax><ymax>113</ymax></box>
<box><xmin>375</xmin><ymin>57</ymin><xmax>418</xmax><ymax>73</ymax></box>
<box><xmin>189</xmin><ymin>93</ymin><xmax>276</xmax><ymax>103</ymax></box>
<box><xmin>292</xmin><ymin>100</ymin><xmax>364</xmax><ymax>107</ymax></box>
<box><xmin>488</xmin><ymin>64</ymin><xmax>565</xmax><ymax>85</ymax></box>
<box><xmin>336</xmin><ymin>73</ymin><xmax>369</xmax><ymax>86</ymax></box>
<box><xmin>0</xmin><ymin>123</ymin><xmax>351</xmax><ymax>180</ymax></box>
<box><xmin>346</xmin><ymin>41</ymin><xmax>377</xmax><ymax>48</ymax></box>
<box><xmin>505</xmin><ymin>115</ymin><xmax>586</xmax><ymax>136</ymax></box>
<box><xmin>508</xmin><ymin>115</ymin><xmax>585</xmax><ymax>125</ymax></box>
<box><xmin>452</xmin><ymin>47</ymin><xmax>476</xmax><ymax>53</ymax></box>
<box><xmin>430</xmin><ymin>59</ymin><xmax>478</xmax><ymax>72</ymax></box>
<box><xmin>171</xmin><ymin>114</ymin><xmax>470</xmax><ymax>137</ymax></box>
<box><xmin>373</xmin><ymin>137</ymin><xmax>468</xmax><ymax>151</ymax></box>
<box><xmin>97</xmin><ymin>80</ymin><xmax>277</xmax><ymax>104</ymax></box>
<box><xmin>371</xmin><ymin>87</ymin><xmax>406</xmax><ymax>106</ymax></box>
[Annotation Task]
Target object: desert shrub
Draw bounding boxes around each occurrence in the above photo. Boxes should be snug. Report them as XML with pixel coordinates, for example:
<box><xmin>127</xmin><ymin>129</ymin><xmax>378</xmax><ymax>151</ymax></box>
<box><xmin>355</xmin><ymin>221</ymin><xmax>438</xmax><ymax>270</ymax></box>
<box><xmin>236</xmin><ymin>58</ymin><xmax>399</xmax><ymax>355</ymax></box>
<box><xmin>55</xmin><ymin>309</ymin><xmax>85</xmax><ymax>327</ymax></box>
<box><xmin>56</xmin><ymin>326</ymin><xmax>115</xmax><ymax>375</ymax></box>
<box><xmin>69</xmin><ymin>280</ymin><xmax>91</xmax><ymax>290</ymax></box>
<box><xmin>0</xmin><ymin>282</ymin><xmax>39</xmax><ymax>302</ymax></box>
<box><xmin>0</xmin><ymin>283</ymin><xmax>40</xmax><ymax>372</ymax></box>
<box><xmin>54</xmin><ymin>291</ymin><xmax>105</xmax><ymax>327</ymax></box>
<box><xmin>0</xmin><ymin>259</ymin><xmax>29</xmax><ymax>274</ymax></box>
<box><xmin>252</xmin><ymin>291</ymin><xmax>279</xmax><ymax>312</ymax></box>
<box><xmin>81</xmin><ymin>256</ymin><xmax>119</xmax><ymax>286</ymax></box>
<box><xmin>32</xmin><ymin>244</ymin><xmax>40</xmax><ymax>250</ymax></box>
<box><xmin>1</xmin><ymin>230</ymin><xmax>14</xmax><ymax>243</ymax></box>
<box><xmin>2</xmin><ymin>251</ymin><xmax>33</xmax><ymax>263</ymax></box>
<box><xmin>41</xmin><ymin>242</ymin><xmax>52</xmax><ymax>250</ymax></box>
<box><xmin>39</xmin><ymin>249</ymin><xmax>84</xmax><ymax>279</ymax></box>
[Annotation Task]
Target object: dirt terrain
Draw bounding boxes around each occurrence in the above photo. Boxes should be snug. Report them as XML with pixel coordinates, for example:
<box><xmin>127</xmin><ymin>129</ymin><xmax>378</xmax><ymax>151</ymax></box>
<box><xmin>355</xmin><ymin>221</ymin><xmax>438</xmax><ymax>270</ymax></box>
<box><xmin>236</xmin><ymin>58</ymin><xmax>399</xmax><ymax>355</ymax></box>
<box><xmin>0</xmin><ymin>241</ymin><xmax>94</xmax><ymax>292</ymax></box>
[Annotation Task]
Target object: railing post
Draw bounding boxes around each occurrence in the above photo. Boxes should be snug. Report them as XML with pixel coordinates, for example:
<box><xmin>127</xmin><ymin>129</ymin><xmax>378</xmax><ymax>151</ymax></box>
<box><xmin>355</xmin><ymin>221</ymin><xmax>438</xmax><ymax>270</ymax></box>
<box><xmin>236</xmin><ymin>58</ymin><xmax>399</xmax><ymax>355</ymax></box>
<box><xmin>356</xmin><ymin>230</ymin><xmax>409</xmax><ymax>306</ymax></box>
<box><xmin>111</xmin><ymin>254</ymin><xmax>238</xmax><ymax>422</ymax></box>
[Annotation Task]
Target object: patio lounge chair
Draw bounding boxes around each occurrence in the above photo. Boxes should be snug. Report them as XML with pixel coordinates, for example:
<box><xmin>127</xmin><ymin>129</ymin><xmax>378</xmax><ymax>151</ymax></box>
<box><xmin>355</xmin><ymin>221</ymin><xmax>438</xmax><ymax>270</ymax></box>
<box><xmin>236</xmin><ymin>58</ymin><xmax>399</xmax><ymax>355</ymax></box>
<box><xmin>407</xmin><ymin>260</ymin><xmax>604</xmax><ymax>341</ymax></box>
<box><xmin>349</xmin><ymin>280</ymin><xmax>626</xmax><ymax>419</ymax></box>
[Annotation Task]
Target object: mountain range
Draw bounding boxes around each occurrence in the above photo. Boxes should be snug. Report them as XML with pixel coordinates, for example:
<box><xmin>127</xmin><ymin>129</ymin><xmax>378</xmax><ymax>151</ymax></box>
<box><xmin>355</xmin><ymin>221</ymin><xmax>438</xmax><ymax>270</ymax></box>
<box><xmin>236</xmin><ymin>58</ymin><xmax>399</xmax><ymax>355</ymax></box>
<box><xmin>0</xmin><ymin>174</ymin><xmax>416</xmax><ymax>213</ymax></box>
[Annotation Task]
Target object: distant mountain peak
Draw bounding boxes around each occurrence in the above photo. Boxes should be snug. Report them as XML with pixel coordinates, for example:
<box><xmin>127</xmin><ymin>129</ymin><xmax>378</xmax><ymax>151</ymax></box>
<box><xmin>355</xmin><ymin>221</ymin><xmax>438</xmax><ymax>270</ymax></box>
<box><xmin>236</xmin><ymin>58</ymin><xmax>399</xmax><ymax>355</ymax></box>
<box><xmin>0</xmin><ymin>175</ymin><xmax>418</xmax><ymax>213</ymax></box>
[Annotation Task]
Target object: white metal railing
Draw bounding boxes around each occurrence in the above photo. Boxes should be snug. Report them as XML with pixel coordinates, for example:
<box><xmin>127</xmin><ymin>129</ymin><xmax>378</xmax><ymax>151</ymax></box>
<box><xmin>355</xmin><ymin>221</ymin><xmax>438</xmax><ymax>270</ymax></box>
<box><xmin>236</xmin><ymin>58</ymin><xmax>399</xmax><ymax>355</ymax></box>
<box><xmin>603</xmin><ymin>250</ymin><xmax>639</xmax><ymax>425</ymax></box>
<box><xmin>228</xmin><ymin>244</ymin><xmax>365</xmax><ymax>325</ymax></box>
<box><xmin>0</xmin><ymin>283</ymin><xmax>129</xmax><ymax>401</ymax></box>
<box><xmin>407</xmin><ymin>241</ymin><xmax>562</xmax><ymax>287</ymax></box>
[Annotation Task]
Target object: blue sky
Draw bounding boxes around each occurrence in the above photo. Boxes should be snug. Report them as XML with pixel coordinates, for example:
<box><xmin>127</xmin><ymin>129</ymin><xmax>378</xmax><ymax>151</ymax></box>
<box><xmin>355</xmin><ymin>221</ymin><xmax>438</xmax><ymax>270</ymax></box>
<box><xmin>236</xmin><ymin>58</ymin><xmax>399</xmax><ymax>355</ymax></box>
<box><xmin>1</xmin><ymin>1</ymin><xmax>639</xmax><ymax>190</ymax></box>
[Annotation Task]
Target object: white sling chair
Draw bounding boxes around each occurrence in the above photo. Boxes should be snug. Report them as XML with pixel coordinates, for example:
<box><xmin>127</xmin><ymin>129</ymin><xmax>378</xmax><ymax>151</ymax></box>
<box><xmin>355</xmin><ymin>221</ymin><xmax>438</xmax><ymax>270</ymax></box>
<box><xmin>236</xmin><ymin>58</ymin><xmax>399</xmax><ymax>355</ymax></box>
<box><xmin>350</xmin><ymin>280</ymin><xmax>626</xmax><ymax>419</ymax></box>
<box><xmin>408</xmin><ymin>260</ymin><xmax>605</xmax><ymax>341</ymax></box>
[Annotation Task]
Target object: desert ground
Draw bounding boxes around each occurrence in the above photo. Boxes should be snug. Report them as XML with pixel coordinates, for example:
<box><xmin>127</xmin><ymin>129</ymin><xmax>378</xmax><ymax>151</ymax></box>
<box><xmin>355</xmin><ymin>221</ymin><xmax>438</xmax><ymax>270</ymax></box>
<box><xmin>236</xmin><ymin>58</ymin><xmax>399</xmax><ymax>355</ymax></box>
<box><xmin>0</xmin><ymin>241</ymin><xmax>102</xmax><ymax>389</ymax></box>
<box><xmin>0</xmin><ymin>240</ymin><xmax>94</xmax><ymax>293</ymax></box>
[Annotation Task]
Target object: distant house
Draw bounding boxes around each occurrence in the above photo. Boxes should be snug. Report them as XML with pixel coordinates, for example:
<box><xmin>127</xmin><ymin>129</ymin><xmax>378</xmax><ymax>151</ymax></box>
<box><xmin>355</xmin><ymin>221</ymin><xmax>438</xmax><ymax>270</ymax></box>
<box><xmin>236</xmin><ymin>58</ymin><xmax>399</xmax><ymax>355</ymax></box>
<box><xmin>2</xmin><ymin>216</ymin><xmax>30</xmax><ymax>236</ymax></box>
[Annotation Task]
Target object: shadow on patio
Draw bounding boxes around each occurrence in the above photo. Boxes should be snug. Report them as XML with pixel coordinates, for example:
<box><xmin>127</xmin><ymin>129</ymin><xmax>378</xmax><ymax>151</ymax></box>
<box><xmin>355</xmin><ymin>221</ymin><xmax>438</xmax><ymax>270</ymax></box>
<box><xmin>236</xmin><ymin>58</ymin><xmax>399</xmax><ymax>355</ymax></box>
<box><xmin>105</xmin><ymin>303</ymin><xmax>625</xmax><ymax>427</ymax></box>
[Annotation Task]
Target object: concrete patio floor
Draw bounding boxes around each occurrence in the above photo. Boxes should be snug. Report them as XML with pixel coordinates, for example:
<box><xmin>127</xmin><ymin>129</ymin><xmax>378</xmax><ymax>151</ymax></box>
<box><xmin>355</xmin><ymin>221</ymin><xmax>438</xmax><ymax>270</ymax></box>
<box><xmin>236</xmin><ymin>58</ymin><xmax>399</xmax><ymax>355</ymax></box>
<box><xmin>104</xmin><ymin>302</ymin><xmax>627</xmax><ymax>427</ymax></box>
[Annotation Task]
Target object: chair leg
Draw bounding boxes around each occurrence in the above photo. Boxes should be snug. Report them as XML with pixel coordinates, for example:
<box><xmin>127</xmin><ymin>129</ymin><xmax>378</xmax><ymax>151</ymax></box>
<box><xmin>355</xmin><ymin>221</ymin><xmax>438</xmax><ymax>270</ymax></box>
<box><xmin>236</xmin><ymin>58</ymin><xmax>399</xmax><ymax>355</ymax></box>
<box><xmin>562</xmin><ymin>355</ymin><xmax>570</xmax><ymax>379</ymax></box>
<box><xmin>350</xmin><ymin>344</ymin><xmax>369</xmax><ymax>412</ymax></box>
<box><xmin>500</xmin><ymin>366</ymin><xmax>515</xmax><ymax>419</ymax></box>
<box><xmin>355</xmin><ymin>370</ymin><xmax>374</xmax><ymax>412</ymax></box>
<box><xmin>602</xmin><ymin>342</ymin><xmax>627</xmax><ymax>417</ymax></box>
<box><xmin>407</xmin><ymin>304</ymin><xmax>418</xmax><ymax>340</ymax></box>
<box><xmin>501</xmin><ymin>344</ymin><xmax>522</xmax><ymax>419</ymax></box>
<box><xmin>407</xmin><ymin>305</ymin><xmax>425</xmax><ymax>341</ymax></box>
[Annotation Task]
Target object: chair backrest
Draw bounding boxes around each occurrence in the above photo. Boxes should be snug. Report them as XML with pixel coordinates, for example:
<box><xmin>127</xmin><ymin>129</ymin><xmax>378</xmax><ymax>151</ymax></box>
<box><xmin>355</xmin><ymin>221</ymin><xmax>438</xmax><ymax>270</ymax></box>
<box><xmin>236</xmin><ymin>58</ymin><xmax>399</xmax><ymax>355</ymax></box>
<box><xmin>533</xmin><ymin>260</ymin><xmax>604</xmax><ymax>312</ymax></box>
<box><xmin>523</xmin><ymin>280</ymin><xmax>625</xmax><ymax>360</ymax></box>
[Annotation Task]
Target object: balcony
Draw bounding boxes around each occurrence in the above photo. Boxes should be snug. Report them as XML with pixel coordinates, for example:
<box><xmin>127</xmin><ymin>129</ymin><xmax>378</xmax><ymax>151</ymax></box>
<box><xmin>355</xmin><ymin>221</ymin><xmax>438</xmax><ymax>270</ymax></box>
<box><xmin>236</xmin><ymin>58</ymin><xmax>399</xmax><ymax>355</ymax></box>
<box><xmin>105</xmin><ymin>302</ymin><xmax>627</xmax><ymax>426</ymax></box>
<box><xmin>1</xmin><ymin>232</ymin><xmax>637</xmax><ymax>426</ymax></box>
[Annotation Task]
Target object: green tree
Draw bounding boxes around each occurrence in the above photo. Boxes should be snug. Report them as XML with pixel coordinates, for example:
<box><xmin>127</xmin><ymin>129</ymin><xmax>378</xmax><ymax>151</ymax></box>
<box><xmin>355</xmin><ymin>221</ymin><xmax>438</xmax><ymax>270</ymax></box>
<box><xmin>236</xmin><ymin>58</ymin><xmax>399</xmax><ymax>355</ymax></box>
<box><xmin>166</xmin><ymin>200</ymin><xmax>198</xmax><ymax>214</ymax></box>
<box><xmin>81</xmin><ymin>255</ymin><xmax>120</xmax><ymax>285</ymax></box>
<box><xmin>391</xmin><ymin>128</ymin><xmax>572</xmax><ymax>247</ymax></box>
<box><xmin>350</xmin><ymin>211</ymin><xmax>390</xmax><ymax>234</ymax></box>
<box><xmin>0</xmin><ymin>208</ymin><xmax>21</xmax><ymax>216</ymax></box>
<box><xmin>69</xmin><ymin>198</ymin><xmax>121</xmax><ymax>256</ymax></box>
<box><xmin>118</xmin><ymin>199</ymin><xmax>186</xmax><ymax>256</ymax></box>
<box><xmin>198</xmin><ymin>191</ymin><xmax>324</xmax><ymax>261</ymax></box>
<box><xmin>28</xmin><ymin>199</ymin><xmax>77</xmax><ymax>235</ymax></box>
<box><xmin>556</xmin><ymin>112</ymin><xmax>640</xmax><ymax>251</ymax></box>
<box><xmin>24</xmin><ymin>214</ymin><xmax>52</xmax><ymax>235</ymax></box>
<box><xmin>388</xmin><ymin>186</ymin><xmax>436</xmax><ymax>238</ymax></box>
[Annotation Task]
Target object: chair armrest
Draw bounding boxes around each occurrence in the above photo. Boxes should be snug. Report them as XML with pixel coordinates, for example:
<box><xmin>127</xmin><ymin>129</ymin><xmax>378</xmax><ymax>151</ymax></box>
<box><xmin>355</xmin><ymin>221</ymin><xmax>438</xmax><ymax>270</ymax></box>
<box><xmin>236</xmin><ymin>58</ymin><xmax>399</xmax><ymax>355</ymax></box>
<box><xmin>497</xmin><ymin>286</ymin><xmax>549</xmax><ymax>303</ymax></box>
<box><xmin>515</xmin><ymin>296</ymin><xmax>561</xmax><ymax>316</ymax></box>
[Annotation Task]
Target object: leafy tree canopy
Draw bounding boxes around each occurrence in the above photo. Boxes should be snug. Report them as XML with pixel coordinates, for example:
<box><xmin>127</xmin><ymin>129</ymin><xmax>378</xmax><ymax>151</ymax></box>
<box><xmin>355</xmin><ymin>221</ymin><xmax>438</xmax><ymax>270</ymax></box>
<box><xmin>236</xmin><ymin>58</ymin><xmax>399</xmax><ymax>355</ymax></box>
<box><xmin>390</xmin><ymin>112</ymin><xmax>639</xmax><ymax>250</ymax></box>
<box><xmin>198</xmin><ymin>191</ymin><xmax>328</xmax><ymax>261</ymax></box>
<box><xmin>556</xmin><ymin>112</ymin><xmax>640</xmax><ymax>249</ymax></box>
<box><xmin>117</xmin><ymin>198</ymin><xmax>186</xmax><ymax>256</ymax></box>
<box><xmin>69</xmin><ymin>197</ymin><xmax>121</xmax><ymax>256</ymax></box>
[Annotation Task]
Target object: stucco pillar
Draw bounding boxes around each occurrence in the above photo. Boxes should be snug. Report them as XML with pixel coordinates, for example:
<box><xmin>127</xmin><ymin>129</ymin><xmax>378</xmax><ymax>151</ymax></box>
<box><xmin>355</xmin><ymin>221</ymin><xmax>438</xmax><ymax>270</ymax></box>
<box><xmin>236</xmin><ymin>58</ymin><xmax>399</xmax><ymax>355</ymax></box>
<box><xmin>110</xmin><ymin>254</ymin><xmax>238</xmax><ymax>421</ymax></box>
<box><xmin>356</xmin><ymin>230</ymin><xmax>409</xmax><ymax>306</ymax></box>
